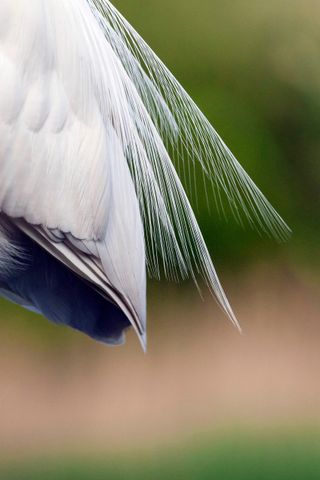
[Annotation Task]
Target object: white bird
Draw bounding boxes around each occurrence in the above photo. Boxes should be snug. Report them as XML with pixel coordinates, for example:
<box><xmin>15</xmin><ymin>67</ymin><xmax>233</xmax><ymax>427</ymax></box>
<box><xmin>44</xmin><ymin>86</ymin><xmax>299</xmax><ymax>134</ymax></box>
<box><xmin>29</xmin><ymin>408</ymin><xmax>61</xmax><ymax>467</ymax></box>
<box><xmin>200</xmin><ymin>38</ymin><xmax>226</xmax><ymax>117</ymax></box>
<box><xmin>0</xmin><ymin>0</ymin><xmax>289</xmax><ymax>349</ymax></box>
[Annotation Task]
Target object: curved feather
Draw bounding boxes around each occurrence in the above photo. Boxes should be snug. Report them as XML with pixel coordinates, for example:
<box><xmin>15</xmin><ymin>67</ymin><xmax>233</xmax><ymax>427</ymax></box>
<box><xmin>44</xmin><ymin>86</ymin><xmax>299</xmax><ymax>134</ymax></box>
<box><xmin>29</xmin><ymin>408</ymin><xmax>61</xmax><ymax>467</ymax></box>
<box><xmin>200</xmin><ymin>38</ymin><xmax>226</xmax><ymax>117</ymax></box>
<box><xmin>87</xmin><ymin>0</ymin><xmax>290</xmax><ymax>324</ymax></box>
<box><xmin>0</xmin><ymin>0</ymin><xmax>290</xmax><ymax>334</ymax></box>
<box><xmin>89</xmin><ymin>0</ymin><xmax>290</xmax><ymax>239</ymax></box>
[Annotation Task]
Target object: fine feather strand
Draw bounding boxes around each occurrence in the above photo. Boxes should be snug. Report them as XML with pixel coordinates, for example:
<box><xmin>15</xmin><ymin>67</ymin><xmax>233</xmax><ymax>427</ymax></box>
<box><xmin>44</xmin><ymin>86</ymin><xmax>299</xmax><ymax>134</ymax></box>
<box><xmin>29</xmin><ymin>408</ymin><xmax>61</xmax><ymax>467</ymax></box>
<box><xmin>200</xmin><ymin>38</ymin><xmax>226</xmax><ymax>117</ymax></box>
<box><xmin>84</xmin><ymin>0</ymin><xmax>290</xmax><ymax>327</ymax></box>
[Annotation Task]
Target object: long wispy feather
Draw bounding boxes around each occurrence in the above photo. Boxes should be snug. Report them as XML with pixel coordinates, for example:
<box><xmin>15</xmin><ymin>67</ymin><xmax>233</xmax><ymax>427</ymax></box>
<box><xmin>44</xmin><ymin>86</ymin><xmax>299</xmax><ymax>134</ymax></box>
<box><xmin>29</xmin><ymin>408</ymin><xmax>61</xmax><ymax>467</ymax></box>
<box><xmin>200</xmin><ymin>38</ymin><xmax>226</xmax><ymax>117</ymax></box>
<box><xmin>83</xmin><ymin>0</ymin><xmax>290</xmax><ymax>327</ymax></box>
<box><xmin>0</xmin><ymin>0</ymin><xmax>290</xmax><ymax>338</ymax></box>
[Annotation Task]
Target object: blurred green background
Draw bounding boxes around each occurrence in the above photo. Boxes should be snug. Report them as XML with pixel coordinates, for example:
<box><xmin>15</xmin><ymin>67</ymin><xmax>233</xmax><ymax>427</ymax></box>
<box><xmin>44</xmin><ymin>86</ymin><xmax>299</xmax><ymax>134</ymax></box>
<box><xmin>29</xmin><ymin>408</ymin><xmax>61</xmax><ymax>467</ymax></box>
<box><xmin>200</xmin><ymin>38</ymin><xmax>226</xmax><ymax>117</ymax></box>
<box><xmin>1</xmin><ymin>0</ymin><xmax>320</xmax><ymax>478</ymax></box>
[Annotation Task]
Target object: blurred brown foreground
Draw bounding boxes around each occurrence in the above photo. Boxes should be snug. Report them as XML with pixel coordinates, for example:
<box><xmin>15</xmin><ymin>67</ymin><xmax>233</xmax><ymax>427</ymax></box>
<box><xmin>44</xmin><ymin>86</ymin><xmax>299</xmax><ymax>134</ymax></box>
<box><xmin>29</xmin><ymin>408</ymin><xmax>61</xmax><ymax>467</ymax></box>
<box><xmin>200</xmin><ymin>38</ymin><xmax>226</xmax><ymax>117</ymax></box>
<box><xmin>0</xmin><ymin>263</ymin><xmax>319</xmax><ymax>460</ymax></box>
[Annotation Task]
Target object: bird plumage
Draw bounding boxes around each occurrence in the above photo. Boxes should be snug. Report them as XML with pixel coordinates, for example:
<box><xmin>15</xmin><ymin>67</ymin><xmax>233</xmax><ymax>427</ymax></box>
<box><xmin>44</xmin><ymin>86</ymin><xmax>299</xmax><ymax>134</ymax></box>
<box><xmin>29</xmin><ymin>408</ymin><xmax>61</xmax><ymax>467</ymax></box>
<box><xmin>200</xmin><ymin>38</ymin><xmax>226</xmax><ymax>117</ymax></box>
<box><xmin>0</xmin><ymin>0</ymin><xmax>290</xmax><ymax>347</ymax></box>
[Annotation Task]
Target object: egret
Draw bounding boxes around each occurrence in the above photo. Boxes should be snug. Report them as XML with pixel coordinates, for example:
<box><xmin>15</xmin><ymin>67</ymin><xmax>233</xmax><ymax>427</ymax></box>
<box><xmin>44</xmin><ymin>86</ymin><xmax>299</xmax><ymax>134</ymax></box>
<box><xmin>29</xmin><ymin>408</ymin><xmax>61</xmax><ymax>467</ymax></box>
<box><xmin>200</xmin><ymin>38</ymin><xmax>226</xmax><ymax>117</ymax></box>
<box><xmin>0</xmin><ymin>0</ymin><xmax>289</xmax><ymax>349</ymax></box>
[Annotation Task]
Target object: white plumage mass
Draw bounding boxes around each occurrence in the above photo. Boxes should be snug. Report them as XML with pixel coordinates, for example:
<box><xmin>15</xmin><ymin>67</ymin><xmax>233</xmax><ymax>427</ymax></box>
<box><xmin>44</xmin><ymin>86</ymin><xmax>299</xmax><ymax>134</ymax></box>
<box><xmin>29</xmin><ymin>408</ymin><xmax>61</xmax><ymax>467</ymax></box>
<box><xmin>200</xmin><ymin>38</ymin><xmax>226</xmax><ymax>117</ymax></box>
<box><xmin>0</xmin><ymin>0</ymin><xmax>290</xmax><ymax>348</ymax></box>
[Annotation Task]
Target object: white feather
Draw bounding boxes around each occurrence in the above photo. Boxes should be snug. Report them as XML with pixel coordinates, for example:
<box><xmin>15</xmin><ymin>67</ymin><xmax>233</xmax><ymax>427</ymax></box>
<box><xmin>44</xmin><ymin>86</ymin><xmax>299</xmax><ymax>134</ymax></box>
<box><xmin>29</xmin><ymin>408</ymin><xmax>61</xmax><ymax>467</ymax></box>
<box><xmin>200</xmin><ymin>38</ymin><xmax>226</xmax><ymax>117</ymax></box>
<box><xmin>0</xmin><ymin>0</ymin><xmax>290</xmax><ymax>339</ymax></box>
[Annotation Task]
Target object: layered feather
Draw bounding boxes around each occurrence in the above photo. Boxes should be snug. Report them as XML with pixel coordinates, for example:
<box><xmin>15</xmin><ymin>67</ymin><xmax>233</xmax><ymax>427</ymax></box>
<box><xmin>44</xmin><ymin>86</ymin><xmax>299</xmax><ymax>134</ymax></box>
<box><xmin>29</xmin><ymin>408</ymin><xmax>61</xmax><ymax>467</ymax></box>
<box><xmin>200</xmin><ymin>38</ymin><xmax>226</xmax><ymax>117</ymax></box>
<box><xmin>0</xmin><ymin>0</ymin><xmax>290</xmax><ymax>342</ymax></box>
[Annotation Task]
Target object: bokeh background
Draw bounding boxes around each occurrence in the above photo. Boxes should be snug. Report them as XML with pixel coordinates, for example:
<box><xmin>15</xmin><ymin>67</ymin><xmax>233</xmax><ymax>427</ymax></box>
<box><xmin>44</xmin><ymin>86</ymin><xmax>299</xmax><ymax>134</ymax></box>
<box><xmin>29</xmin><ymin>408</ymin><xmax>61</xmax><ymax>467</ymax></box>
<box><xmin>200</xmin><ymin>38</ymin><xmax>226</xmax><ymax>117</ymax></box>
<box><xmin>1</xmin><ymin>0</ymin><xmax>320</xmax><ymax>478</ymax></box>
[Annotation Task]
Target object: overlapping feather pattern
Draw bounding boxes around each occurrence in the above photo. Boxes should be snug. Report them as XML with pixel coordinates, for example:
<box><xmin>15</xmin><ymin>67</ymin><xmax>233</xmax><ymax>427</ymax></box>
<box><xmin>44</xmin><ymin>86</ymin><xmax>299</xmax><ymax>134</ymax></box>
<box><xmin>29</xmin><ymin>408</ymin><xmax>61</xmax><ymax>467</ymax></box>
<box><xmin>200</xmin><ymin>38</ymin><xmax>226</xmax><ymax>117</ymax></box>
<box><xmin>0</xmin><ymin>0</ymin><xmax>290</xmax><ymax>345</ymax></box>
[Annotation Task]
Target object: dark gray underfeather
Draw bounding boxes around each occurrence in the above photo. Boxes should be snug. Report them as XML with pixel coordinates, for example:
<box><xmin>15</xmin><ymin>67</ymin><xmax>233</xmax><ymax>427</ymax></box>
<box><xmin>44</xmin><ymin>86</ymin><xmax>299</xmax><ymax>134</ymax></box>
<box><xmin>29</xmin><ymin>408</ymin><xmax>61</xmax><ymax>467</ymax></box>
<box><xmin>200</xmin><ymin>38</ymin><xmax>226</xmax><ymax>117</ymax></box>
<box><xmin>0</xmin><ymin>223</ymin><xmax>130</xmax><ymax>344</ymax></box>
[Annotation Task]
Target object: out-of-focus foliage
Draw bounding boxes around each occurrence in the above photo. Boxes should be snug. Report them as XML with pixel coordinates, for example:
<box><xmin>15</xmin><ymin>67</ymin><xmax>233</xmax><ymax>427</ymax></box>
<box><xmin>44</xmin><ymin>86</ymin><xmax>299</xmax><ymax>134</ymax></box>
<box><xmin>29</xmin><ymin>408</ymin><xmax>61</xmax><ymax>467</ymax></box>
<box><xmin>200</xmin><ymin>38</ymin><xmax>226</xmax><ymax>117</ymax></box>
<box><xmin>2</xmin><ymin>429</ymin><xmax>320</xmax><ymax>480</ymax></box>
<box><xmin>112</xmin><ymin>0</ymin><xmax>319</xmax><ymax>268</ymax></box>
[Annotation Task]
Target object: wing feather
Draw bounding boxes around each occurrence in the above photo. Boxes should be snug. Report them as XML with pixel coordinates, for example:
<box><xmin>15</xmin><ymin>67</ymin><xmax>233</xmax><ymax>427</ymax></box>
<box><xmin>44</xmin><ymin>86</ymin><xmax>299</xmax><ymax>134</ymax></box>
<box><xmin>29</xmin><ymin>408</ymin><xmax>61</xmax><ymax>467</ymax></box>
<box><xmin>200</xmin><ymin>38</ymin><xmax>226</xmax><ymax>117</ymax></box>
<box><xmin>0</xmin><ymin>0</ymin><xmax>290</xmax><ymax>335</ymax></box>
<box><xmin>12</xmin><ymin>217</ymin><xmax>146</xmax><ymax>346</ymax></box>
